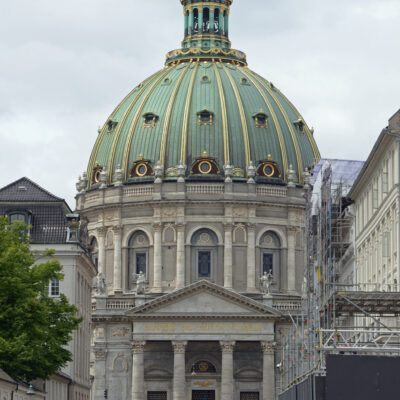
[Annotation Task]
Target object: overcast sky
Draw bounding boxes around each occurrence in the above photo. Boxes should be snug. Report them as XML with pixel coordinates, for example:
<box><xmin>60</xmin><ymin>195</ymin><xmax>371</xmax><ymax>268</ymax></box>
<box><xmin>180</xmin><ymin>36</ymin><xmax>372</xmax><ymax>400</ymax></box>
<box><xmin>0</xmin><ymin>0</ymin><xmax>399</xmax><ymax>207</ymax></box>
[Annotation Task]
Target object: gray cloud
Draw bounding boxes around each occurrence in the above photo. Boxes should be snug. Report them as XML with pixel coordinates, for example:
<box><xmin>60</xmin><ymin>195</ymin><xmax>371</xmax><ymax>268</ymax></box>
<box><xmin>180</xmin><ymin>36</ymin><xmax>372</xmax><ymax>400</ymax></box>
<box><xmin>0</xmin><ymin>0</ymin><xmax>399</xmax><ymax>206</ymax></box>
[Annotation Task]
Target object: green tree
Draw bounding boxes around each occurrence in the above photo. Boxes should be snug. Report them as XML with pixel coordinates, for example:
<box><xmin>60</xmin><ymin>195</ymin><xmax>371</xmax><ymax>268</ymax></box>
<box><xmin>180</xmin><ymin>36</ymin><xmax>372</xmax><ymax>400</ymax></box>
<box><xmin>0</xmin><ymin>216</ymin><xmax>82</xmax><ymax>381</ymax></box>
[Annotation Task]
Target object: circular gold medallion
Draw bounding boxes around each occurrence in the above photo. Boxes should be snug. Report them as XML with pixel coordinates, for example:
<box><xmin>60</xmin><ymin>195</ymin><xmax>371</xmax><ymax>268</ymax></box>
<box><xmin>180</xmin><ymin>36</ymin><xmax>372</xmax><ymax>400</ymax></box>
<box><xmin>198</xmin><ymin>161</ymin><xmax>212</xmax><ymax>174</ymax></box>
<box><xmin>198</xmin><ymin>361</ymin><xmax>209</xmax><ymax>372</ymax></box>
<box><xmin>94</xmin><ymin>170</ymin><xmax>101</xmax><ymax>183</ymax></box>
<box><xmin>263</xmin><ymin>163</ymin><xmax>275</xmax><ymax>177</ymax></box>
<box><xmin>135</xmin><ymin>163</ymin><xmax>148</xmax><ymax>177</ymax></box>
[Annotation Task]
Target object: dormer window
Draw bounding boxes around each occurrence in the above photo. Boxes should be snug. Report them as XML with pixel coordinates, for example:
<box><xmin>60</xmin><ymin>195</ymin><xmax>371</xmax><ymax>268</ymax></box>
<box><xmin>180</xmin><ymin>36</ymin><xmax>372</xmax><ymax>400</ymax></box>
<box><xmin>201</xmin><ymin>75</ymin><xmax>211</xmax><ymax>84</ymax></box>
<box><xmin>294</xmin><ymin>119</ymin><xmax>305</xmax><ymax>133</ymax></box>
<box><xmin>107</xmin><ymin>119</ymin><xmax>117</xmax><ymax>133</ymax></box>
<box><xmin>240</xmin><ymin>77</ymin><xmax>250</xmax><ymax>86</ymax></box>
<box><xmin>9</xmin><ymin>212</ymin><xmax>29</xmax><ymax>224</ymax></box>
<box><xmin>143</xmin><ymin>112</ymin><xmax>159</xmax><ymax>128</ymax></box>
<box><xmin>197</xmin><ymin>108</ymin><xmax>213</xmax><ymax>125</ymax></box>
<box><xmin>253</xmin><ymin>111</ymin><xmax>268</xmax><ymax>128</ymax></box>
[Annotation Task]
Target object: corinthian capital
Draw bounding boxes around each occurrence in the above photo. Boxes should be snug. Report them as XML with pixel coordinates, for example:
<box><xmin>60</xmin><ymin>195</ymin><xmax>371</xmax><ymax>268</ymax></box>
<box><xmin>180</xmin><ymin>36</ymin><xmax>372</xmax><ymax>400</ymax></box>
<box><xmin>94</xmin><ymin>347</ymin><xmax>107</xmax><ymax>360</ymax></box>
<box><xmin>172</xmin><ymin>341</ymin><xmax>188</xmax><ymax>354</ymax></box>
<box><xmin>261</xmin><ymin>341</ymin><xmax>277</xmax><ymax>354</ymax></box>
<box><xmin>132</xmin><ymin>340</ymin><xmax>146</xmax><ymax>354</ymax></box>
<box><xmin>220</xmin><ymin>340</ymin><xmax>236</xmax><ymax>353</ymax></box>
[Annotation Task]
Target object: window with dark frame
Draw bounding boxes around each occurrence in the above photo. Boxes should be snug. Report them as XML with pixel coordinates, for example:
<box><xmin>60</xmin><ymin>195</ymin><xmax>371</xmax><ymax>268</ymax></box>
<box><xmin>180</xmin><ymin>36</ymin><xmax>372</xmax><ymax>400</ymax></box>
<box><xmin>147</xmin><ymin>392</ymin><xmax>167</xmax><ymax>400</ymax></box>
<box><xmin>49</xmin><ymin>278</ymin><xmax>60</xmax><ymax>296</ymax></box>
<box><xmin>240</xmin><ymin>392</ymin><xmax>260</xmax><ymax>400</ymax></box>
<box><xmin>198</xmin><ymin>251</ymin><xmax>211</xmax><ymax>277</ymax></box>
<box><xmin>262</xmin><ymin>253</ymin><xmax>273</xmax><ymax>275</ymax></box>
<box><xmin>136</xmin><ymin>252</ymin><xmax>147</xmax><ymax>275</ymax></box>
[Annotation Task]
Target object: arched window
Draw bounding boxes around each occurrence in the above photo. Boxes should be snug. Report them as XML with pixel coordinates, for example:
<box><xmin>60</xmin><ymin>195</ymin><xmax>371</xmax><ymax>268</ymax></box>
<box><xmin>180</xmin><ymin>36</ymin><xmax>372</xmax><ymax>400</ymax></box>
<box><xmin>214</xmin><ymin>8</ymin><xmax>220</xmax><ymax>33</ymax></box>
<box><xmin>89</xmin><ymin>237</ymin><xmax>98</xmax><ymax>271</ymax></box>
<box><xmin>259</xmin><ymin>232</ymin><xmax>281</xmax><ymax>290</ymax></box>
<box><xmin>193</xmin><ymin>9</ymin><xmax>199</xmax><ymax>34</ymax></box>
<box><xmin>203</xmin><ymin>8</ymin><xmax>210</xmax><ymax>33</ymax></box>
<box><xmin>191</xmin><ymin>229</ymin><xmax>219</xmax><ymax>282</ymax></box>
<box><xmin>128</xmin><ymin>231</ymin><xmax>150</xmax><ymax>289</ymax></box>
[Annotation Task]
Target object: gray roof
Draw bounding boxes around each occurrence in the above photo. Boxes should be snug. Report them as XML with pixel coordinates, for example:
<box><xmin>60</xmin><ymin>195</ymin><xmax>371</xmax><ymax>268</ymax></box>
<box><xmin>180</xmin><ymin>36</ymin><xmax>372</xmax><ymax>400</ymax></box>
<box><xmin>0</xmin><ymin>177</ymin><xmax>65</xmax><ymax>203</ymax></box>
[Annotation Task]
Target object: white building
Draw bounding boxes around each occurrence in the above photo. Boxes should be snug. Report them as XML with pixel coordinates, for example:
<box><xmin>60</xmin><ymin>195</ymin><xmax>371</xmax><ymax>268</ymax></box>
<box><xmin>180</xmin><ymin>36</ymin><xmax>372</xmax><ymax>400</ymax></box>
<box><xmin>350</xmin><ymin>110</ymin><xmax>400</xmax><ymax>293</ymax></box>
<box><xmin>0</xmin><ymin>177</ymin><xmax>96</xmax><ymax>400</ymax></box>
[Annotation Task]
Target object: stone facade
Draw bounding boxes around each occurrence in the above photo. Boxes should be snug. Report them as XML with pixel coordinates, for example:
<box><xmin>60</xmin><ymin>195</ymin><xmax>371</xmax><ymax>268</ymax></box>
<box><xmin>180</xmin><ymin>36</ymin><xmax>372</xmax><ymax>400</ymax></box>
<box><xmin>78</xmin><ymin>180</ymin><xmax>306</xmax><ymax>399</ymax></box>
<box><xmin>350</xmin><ymin>110</ymin><xmax>400</xmax><ymax>330</ymax></box>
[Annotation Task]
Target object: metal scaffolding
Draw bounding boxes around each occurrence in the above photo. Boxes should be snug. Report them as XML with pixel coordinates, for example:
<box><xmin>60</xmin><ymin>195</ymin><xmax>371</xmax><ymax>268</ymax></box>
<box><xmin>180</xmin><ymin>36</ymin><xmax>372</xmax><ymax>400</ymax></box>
<box><xmin>278</xmin><ymin>159</ymin><xmax>400</xmax><ymax>396</ymax></box>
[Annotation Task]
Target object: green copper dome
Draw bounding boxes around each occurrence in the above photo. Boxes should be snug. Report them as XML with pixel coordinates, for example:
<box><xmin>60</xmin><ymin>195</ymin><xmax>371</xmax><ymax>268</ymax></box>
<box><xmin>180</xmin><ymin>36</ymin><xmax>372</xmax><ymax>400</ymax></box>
<box><xmin>87</xmin><ymin>0</ymin><xmax>320</xmax><ymax>188</ymax></box>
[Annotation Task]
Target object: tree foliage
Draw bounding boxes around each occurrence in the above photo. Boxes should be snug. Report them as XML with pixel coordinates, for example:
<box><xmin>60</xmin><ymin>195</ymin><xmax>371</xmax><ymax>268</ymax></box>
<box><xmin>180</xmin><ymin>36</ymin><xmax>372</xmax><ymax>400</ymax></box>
<box><xmin>0</xmin><ymin>217</ymin><xmax>82</xmax><ymax>381</ymax></box>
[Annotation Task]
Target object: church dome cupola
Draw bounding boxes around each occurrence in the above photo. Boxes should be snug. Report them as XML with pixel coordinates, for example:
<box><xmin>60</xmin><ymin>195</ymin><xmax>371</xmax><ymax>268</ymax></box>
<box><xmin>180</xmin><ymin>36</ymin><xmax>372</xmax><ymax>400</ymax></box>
<box><xmin>85</xmin><ymin>0</ymin><xmax>320</xmax><ymax>190</ymax></box>
<box><xmin>167</xmin><ymin>0</ymin><xmax>246</xmax><ymax>66</ymax></box>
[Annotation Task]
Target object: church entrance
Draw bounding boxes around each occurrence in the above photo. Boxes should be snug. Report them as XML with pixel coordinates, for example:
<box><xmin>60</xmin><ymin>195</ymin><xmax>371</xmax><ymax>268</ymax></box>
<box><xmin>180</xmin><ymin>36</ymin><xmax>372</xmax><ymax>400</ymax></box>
<box><xmin>192</xmin><ymin>390</ymin><xmax>215</xmax><ymax>400</ymax></box>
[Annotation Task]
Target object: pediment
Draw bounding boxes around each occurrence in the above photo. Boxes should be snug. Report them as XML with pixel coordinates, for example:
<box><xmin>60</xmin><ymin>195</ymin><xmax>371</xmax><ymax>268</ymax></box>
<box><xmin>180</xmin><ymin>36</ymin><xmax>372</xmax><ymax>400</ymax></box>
<box><xmin>126</xmin><ymin>280</ymin><xmax>281</xmax><ymax>319</ymax></box>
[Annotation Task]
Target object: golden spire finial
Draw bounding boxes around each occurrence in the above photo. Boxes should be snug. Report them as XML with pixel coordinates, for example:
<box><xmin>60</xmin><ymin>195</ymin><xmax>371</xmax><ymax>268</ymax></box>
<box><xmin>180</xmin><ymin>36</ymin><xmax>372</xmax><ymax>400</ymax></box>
<box><xmin>267</xmin><ymin>154</ymin><xmax>272</xmax><ymax>161</ymax></box>
<box><xmin>203</xmin><ymin>150</ymin><xmax>208</xmax><ymax>158</ymax></box>
<box><xmin>139</xmin><ymin>154</ymin><xmax>144</xmax><ymax>160</ymax></box>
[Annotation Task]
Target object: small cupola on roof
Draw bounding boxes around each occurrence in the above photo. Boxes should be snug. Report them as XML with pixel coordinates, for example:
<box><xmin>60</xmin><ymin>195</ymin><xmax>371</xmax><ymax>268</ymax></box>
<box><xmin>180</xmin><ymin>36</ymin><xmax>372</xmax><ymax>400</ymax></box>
<box><xmin>166</xmin><ymin>0</ymin><xmax>246</xmax><ymax>66</ymax></box>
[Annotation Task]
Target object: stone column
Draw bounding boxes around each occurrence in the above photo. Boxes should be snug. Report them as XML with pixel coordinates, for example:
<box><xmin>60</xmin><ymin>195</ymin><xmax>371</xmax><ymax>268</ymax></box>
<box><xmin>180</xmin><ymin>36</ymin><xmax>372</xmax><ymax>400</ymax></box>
<box><xmin>287</xmin><ymin>226</ymin><xmax>297</xmax><ymax>292</ymax></box>
<box><xmin>113</xmin><ymin>226</ymin><xmax>123</xmax><ymax>293</ymax></box>
<box><xmin>198</xmin><ymin>7</ymin><xmax>204</xmax><ymax>34</ymax></box>
<box><xmin>97</xmin><ymin>227</ymin><xmax>107</xmax><ymax>276</ymax></box>
<box><xmin>153</xmin><ymin>223</ymin><xmax>162</xmax><ymax>292</ymax></box>
<box><xmin>176</xmin><ymin>224</ymin><xmax>186</xmax><ymax>289</ymax></box>
<box><xmin>172</xmin><ymin>341</ymin><xmax>187</xmax><ymax>400</ymax></box>
<box><xmin>261</xmin><ymin>341</ymin><xmax>276</xmax><ymax>400</ymax></box>
<box><xmin>93</xmin><ymin>346</ymin><xmax>107</xmax><ymax>400</ymax></box>
<box><xmin>247</xmin><ymin>224</ymin><xmax>257</xmax><ymax>292</ymax></box>
<box><xmin>224</xmin><ymin>224</ymin><xmax>233</xmax><ymax>289</ymax></box>
<box><xmin>220</xmin><ymin>341</ymin><xmax>235</xmax><ymax>400</ymax></box>
<box><xmin>131</xmin><ymin>341</ymin><xmax>146</xmax><ymax>400</ymax></box>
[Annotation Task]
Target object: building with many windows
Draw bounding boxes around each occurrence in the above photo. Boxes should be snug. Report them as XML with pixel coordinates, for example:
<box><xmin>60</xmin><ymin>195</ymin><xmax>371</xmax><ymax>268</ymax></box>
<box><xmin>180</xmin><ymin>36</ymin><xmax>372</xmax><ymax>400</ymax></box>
<box><xmin>350</xmin><ymin>110</ymin><xmax>400</xmax><ymax>294</ymax></box>
<box><xmin>77</xmin><ymin>1</ymin><xmax>321</xmax><ymax>399</ymax></box>
<box><xmin>0</xmin><ymin>177</ymin><xmax>96</xmax><ymax>400</ymax></box>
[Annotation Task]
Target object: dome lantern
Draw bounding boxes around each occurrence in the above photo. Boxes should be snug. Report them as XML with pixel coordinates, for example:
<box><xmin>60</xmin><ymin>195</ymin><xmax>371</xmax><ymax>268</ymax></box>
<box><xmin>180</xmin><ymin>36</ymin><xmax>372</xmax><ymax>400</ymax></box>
<box><xmin>166</xmin><ymin>0</ymin><xmax>246</xmax><ymax>66</ymax></box>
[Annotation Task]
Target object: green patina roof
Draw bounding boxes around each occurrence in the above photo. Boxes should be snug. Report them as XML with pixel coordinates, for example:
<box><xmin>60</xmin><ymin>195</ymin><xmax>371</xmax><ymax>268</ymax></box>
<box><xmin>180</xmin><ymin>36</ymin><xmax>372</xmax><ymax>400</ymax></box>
<box><xmin>86</xmin><ymin>1</ymin><xmax>320</xmax><ymax>187</ymax></box>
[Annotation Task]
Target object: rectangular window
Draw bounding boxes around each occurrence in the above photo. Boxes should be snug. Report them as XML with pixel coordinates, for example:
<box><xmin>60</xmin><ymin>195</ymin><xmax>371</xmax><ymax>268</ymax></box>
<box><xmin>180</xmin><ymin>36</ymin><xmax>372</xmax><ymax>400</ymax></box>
<box><xmin>198</xmin><ymin>251</ymin><xmax>211</xmax><ymax>277</ymax></box>
<box><xmin>147</xmin><ymin>392</ymin><xmax>167</xmax><ymax>400</ymax></box>
<box><xmin>192</xmin><ymin>391</ymin><xmax>215</xmax><ymax>400</ymax></box>
<box><xmin>382</xmin><ymin>168</ymin><xmax>388</xmax><ymax>196</ymax></box>
<box><xmin>136</xmin><ymin>253</ymin><xmax>147</xmax><ymax>275</ymax></box>
<box><xmin>382</xmin><ymin>232</ymin><xmax>391</xmax><ymax>258</ymax></box>
<box><xmin>240</xmin><ymin>393</ymin><xmax>260</xmax><ymax>400</ymax></box>
<box><xmin>262</xmin><ymin>253</ymin><xmax>273</xmax><ymax>274</ymax></box>
<box><xmin>372</xmin><ymin>185</ymin><xmax>378</xmax><ymax>210</ymax></box>
<box><xmin>49</xmin><ymin>279</ymin><xmax>60</xmax><ymax>296</ymax></box>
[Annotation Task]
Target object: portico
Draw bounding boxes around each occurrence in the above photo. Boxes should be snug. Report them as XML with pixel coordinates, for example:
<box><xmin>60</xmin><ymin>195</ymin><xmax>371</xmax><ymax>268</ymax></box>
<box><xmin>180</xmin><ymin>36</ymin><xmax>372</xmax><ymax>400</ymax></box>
<box><xmin>127</xmin><ymin>280</ymin><xmax>280</xmax><ymax>400</ymax></box>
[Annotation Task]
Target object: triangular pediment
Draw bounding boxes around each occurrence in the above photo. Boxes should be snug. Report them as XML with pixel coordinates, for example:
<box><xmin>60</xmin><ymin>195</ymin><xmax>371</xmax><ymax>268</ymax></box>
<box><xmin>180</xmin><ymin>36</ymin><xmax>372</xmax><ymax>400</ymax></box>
<box><xmin>126</xmin><ymin>280</ymin><xmax>281</xmax><ymax>319</ymax></box>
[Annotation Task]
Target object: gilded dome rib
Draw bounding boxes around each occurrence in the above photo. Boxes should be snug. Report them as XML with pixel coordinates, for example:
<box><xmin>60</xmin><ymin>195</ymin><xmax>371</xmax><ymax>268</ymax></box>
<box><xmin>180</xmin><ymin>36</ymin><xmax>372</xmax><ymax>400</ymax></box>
<box><xmin>107</xmin><ymin>68</ymin><xmax>167</xmax><ymax>181</ymax></box>
<box><xmin>274</xmin><ymin>88</ymin><xmax>321</xmax><ymax>162</ymax></box>
<box><xmin>239</xmin><ymin>66</ymin><xmax>288</xmax><ymax>181</ymax></box>
<box><xmin>247</xmin><ymin>69</ymin><xmax>304</xmax><ymax>183</ymax></box>
<box><xmin>222</xmin><ymin>64</ymin><xmax>251</xmax><ymax>166</ymax></box>
<box><xmin>87</xmin><ymin>71</ymin><xmax>161</xmax><ymax>181</ymax></box>
<box><xmin>160</xmin><ymin>65</ymin><xmax>190</xmax><ymax>166</ymax></box>
<box><xmin>122</xmin><ymin>68</ymin><xmax>172</xmax><ymax>180</ymax></box>
<box><xmin>213</xmin><ymin>64</ymin><xmax>230</xmax><ymax>164</ymax></box>
<box><xmin>180</xmin><ymin>63</ymin><xmax>199</xmax><ymax>164</ymax></box>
